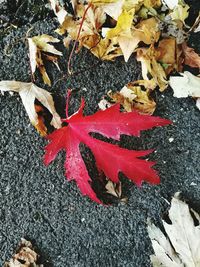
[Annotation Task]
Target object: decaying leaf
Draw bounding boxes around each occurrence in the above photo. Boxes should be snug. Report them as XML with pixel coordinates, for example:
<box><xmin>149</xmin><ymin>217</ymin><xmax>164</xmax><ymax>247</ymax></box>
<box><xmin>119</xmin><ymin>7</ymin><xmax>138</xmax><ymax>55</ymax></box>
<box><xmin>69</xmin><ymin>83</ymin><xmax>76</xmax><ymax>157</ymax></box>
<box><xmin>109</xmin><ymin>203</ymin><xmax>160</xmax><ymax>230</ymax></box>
<box><xmin>108</xmin><ymin>82</ymin><xmax>156</xmax><ymax>114</ymax></box>
<box><xmin>44</xmin><ymin>92</ymin><xmax>171</xmax><ymax>203</ymax></box>
<box><xmin>4</xmin><ymin>238</ymin><xmax>43</xmax><ymax>267</ymax></box>
<box><xmin>28</xmin><ymin>34</ymin><xmax>62</xmax><ymax>86</ymax></box>
<box><xmin>0</xmin><ymin>81</ymin><xmax>62</xmax><ymax>136</ymax></box>
<box><xmin>137</xmin><ymin>46</ymin><xmax>168</xmax><ymax>91</ymax></box>
<box><xmin>105</xmin><ymin>180</ymin><xmax>122</xmax><ymax>198</ymax></box>
<box><xmin>155</xmin><ymin>38</ymin><xmax>183</xmax><ymax>75</ymax></box>
<box><xmin>182</xmin><ymin>43</ymin><xmax>200</xmax><ymax>69</ymax></box>
<box><xmin>148</xmin><ymin>192</ymin><xmax>200</xmax><ymax>267</ymax></box>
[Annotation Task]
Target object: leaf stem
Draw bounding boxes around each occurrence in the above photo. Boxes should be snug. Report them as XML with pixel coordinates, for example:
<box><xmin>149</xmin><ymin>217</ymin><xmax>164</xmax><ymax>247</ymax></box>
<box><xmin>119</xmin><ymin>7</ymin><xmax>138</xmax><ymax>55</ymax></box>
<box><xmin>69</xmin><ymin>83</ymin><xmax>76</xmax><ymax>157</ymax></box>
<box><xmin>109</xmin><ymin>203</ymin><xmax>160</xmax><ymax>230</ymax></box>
<box><xmin>67</xmin><ymin>3</ymin><xmax>92</xmax><ymax>75</ymax></box>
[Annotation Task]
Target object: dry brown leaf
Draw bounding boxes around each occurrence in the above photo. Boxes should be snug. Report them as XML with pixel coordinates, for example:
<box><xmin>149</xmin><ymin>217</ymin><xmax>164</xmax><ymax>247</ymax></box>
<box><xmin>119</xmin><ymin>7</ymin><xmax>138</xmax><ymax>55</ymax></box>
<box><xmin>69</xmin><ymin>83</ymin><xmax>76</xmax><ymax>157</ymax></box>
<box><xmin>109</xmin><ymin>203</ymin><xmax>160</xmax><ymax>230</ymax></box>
<box><xmin>155</xmin><ymin>38</ymin><xmax>177</xmax><ymax>75</ymax></box>
<box><xmin>182</xmin><ymin>43</ymin><xmax>200</xmax><ymax>69</ymax></box>
<box><xmin>108</xmin><ymin>83</ymin><xmax>156</xmax><ymax>114</ymax></box>
<box><xmin>0</xmin><ymin>81</ymin><xmax>62</xmax><ymax>136</ymax></box>
<box><xmin>28</xmin><ymin>34</ymin><xmax>62</xmax><ymax>86</ymax></box>
<box><xmin>4</xmin><ymin>238</ymin><xmax>43</xmax><ymax>267</ymax></box>
<box><xmin>137</xmin><ymin>46</ymin><xmax>168</xmax><ymax>91</ymax></box>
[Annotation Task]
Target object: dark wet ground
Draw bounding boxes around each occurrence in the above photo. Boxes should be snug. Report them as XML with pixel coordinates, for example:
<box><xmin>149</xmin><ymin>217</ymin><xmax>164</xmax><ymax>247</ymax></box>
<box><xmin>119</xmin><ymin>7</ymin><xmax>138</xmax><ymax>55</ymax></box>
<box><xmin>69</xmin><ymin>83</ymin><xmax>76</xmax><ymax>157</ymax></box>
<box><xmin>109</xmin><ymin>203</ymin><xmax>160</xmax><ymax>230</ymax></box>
<box><xmin>0</xmin><ymin>1</ymin><xmax>200</xmax><ymax>266</ymax></box>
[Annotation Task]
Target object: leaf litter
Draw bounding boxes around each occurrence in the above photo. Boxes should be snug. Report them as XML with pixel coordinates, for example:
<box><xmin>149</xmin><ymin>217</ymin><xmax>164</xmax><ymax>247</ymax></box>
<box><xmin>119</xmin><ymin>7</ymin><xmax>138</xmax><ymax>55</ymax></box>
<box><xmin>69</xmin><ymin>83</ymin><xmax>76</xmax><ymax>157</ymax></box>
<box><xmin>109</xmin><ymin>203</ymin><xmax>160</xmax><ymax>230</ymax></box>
<box><xmin>148</xmin><ymin>193</ymin><xmax>200</xmax><ymax>267</ymax></box>
<box><xmin>0</xmin><ymin>0</ymin><xmax>199</xmax><ymax>203</ymax></box>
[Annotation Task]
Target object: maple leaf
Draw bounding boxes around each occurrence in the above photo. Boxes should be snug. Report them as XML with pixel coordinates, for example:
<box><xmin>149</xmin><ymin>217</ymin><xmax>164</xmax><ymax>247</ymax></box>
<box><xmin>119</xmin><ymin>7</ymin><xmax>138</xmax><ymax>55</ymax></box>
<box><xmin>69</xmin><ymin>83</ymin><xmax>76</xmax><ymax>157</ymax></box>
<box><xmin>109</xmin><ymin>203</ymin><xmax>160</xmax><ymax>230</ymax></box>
<box><xmin>137</xmin><ymin>46</ymin><xmax>169</xmax><ymax>91</ymax></box>
<box><xmin>0</xmin><ymin>81</ymin><xmax>62</xmax><ymax>136</ymax></box>
<box><xmin>44</xmin><ymin>93</ymin><xmax>171</xmax><ymax>203</ymax></box>
<box><xmin>148</xmin><ymin>193</ymin><xmax>200</xmax><ymax>267</ymax></box>
<box><xmin>28</xmin><ymin>34</ymin><xmax>62</xmax><ymax>86</ymax></box>
<box><xmin>170</xmin><ymin>3</ymin><xmax>189</xmax><ymax>24</ymax></box>
<box><xmin>108</xmin><ymin>82</ymin><xmax>156</xmax><ymax>114</ymax></box>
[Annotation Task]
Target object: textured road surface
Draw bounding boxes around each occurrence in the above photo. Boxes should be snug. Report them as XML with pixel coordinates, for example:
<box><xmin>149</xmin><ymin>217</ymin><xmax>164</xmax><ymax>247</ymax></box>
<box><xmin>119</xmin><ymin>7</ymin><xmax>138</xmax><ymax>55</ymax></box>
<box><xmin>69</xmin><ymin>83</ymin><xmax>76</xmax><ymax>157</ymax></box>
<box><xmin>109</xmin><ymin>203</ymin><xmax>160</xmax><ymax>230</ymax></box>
<box><xmin>0</xmin><ymin>1</ymin><xmax>200</xmax><ymax>266</ymax></box>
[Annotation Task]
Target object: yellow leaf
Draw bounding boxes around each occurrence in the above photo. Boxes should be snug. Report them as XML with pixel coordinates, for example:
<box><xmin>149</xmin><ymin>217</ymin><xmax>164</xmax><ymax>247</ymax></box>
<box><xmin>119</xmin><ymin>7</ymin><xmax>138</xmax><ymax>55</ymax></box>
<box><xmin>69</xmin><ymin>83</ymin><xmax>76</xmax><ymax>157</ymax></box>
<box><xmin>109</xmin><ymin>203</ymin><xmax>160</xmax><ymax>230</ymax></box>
<box><xmin>134</xmin><ymin>17</ymin><xmax>160</xmax><ymax>44</ymax></box>
<box><xmin>171</xmin><ymin>4</ymin><xmax>189</xmax><ymax>23</ymax></box>
<box><xmin>137</xmin><ymin>46</ymin><xmax>168</xmax><ymax>91</ymax></box>
<box><xmin>84</xmin><ymin>35</ymin><xmax>123</xmax><ymax>60</ymax></box>
<box><xmin>143</xmin><ymin>0</ymin><xmax>161</xmax><ymax>8</ymax></box>
<box><xmin>106</xmin><ymin>10</ymin><xmax>134</xmax><ymax>39</ymax></box>
<box><xmin>108</xmin><ymin>83</ymin><xmax>156</xmax><ymax>114</ymax></box>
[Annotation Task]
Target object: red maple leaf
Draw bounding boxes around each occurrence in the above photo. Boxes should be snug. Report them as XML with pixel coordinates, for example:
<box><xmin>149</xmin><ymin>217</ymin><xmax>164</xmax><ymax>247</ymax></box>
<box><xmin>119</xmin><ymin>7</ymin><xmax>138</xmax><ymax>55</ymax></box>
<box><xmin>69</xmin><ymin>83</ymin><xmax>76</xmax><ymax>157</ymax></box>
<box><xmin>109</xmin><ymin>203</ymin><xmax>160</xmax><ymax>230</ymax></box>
<box><xmin>44</xmin><ymin>93</ymin><xmax>171</xmax><ymax>203</ymax></box>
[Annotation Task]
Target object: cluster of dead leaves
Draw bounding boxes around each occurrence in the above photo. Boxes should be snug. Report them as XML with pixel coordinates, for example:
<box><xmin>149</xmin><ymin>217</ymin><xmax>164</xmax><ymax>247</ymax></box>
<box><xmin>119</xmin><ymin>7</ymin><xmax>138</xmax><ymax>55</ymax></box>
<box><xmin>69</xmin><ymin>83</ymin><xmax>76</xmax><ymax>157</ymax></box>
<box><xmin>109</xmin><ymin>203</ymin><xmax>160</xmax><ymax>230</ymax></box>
<box><xmin>47</xmin><ymin>0</ymin><xmax>200</xmax><ymax>114</ymax></box>
<box><xmin>0</xmin><ymin>0</ymin><xmax>199</xmax><ymax>203</ymax></box>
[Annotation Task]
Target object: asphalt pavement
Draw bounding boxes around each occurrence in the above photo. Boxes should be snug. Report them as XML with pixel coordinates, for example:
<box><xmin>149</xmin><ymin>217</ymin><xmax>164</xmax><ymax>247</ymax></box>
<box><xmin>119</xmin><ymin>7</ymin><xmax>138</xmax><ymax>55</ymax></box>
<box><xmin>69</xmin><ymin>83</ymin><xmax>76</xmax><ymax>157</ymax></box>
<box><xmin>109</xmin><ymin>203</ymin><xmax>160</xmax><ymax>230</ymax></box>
<box><xmin>0</xmin><ymin>1</ymin><xmax>200</xmax><ymax>266</ymax></box>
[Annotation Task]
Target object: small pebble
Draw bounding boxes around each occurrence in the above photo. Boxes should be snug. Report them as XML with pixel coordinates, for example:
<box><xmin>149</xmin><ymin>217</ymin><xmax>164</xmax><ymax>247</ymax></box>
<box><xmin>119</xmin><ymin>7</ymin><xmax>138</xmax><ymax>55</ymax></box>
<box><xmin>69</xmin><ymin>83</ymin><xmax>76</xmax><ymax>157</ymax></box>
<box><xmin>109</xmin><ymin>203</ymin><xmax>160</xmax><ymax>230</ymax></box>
<box><xmin>169</xmin><ymin>137</ymin><xmax>174</xmax><ymax>143</ymax></box>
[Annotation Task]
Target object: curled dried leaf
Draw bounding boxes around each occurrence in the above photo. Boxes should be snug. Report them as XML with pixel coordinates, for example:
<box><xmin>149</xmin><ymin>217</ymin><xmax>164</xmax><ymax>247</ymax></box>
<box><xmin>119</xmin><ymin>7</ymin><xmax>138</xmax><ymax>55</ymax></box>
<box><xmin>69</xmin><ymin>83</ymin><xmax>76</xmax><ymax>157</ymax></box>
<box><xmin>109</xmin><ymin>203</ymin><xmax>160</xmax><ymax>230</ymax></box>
<box><xmin>28</xmin><ymin>34</ymin><xmax>62</xmax><ymax>86</ymax></box>
<box><xmin>0</xmin><ymin>81</ymin><xmax>62</xmax><ymax>136</ymax></box>
<box><xmin>4</xmin><ymin>238</ymin><xmax>43</xmax><ymax>267</ymax></box>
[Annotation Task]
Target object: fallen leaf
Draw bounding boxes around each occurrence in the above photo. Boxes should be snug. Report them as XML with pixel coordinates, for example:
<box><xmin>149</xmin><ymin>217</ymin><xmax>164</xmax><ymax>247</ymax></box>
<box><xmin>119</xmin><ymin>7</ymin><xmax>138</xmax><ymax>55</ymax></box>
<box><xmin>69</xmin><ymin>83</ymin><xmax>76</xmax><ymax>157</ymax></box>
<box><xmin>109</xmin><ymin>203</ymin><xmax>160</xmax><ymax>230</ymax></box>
<box><xmin>162</xmin><ymin>0</ymin><xmax>178</xmax><ymax>9</ymax></box>
<box><xmin>196</xmin><ymin>98</ymin><xmax>200</xmax><ymax>110</ymax></box>
<box><xmin>4</xmin><ymin>238</ymin><xmax>43</xmax><ymax>267</ymax></box>
<box><xmin>148</xmin><ymin>192</ymin><xmax>200</xmax><ymax>267</ymax></box>
<box><xmin>90</xmin><ymin>0</ymin><xmax>123</xmax><ymax>20</ymax></box>
<box><xmin>28</xmin><ymin>34</ymin><xmax>62</xmax><ymax>86</ymax></box>
<box><xmin>137</xmin><ymin>46</ymin><xmax>168</xmax><ymax>91</ymax></box>
<box><xmin>105</xmin><ymin>180</ymin><xmax>122</xmax><ymax>198</ymax></box>
<box><xmin>49</xmin><ymin>0</ymin><xmax>68</xmax><ymax>24</ymax></box>
<box><xmin>44</xmin><ymin>92</ymin><xmax>171</xmax><ymax>203</ymax></box>
<box><xmin>106</xmin><ymin>16</ymin><xmax>160</xmax><ymax>61</ymax></box>
<box><xmin>98</xmin><ymin>98</ymin><xmax>112</xmax><ymax>110</ymax></box>
<box><xmin>0</xmin><ymin>81</ymin><xmax>62</xmax><ymax>136</ymax></box>
<box><xmin>182</xmin><ymin>43</ymin><xmax>200</xmax><ymax>69</ymax></box>
<box><xmin>108</xmin><ymin>82</ymin><xmax>156</xmax><ymax>114</ymax></box>
<box><xmin>143</xmin><ymin>0</ymin><xmax>161</xmax><ymax>9</ymax></box>
<box><xmin>170</xmin><ymin>4</ymin><xmax>189</xmax><ymax>24</ymax></box>
<box><xmin>169</xmin><ymin>71</ymin><xmax>200</xmax><ymax>98</ymax></box>
<box><xmin>155</xmin><ymin>38</ymin><xmax>183</xmax><ymax>75</ymax></box>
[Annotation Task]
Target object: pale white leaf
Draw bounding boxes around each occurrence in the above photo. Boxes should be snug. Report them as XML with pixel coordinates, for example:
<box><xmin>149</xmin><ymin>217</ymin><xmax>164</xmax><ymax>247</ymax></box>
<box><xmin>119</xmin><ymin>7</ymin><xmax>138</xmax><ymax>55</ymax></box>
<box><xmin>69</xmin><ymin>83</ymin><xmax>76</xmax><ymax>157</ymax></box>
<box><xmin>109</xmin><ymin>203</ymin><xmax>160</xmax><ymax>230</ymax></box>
<box><xmin>102</xmin><ymin>0</ymin><xmax>123</xmax><ymax>20</ymax></box>
<box><xmin>118</xmin><ymin>36</ymin><xmax>140</xmax><ymax>62</ymax></box>
<box><xmin>196</xmin><ymin>98</ymin><xmax>200</xmax><ymax>110</ymax></box>
<box><xmin>49</xmin><ymin>0</ymin><xmax>68</xmax><ymax>24</ymax></box>
<box><xmin>0</xmin><ymin>81</ymin><xmax>62</xmax><ymax>132</ymax></box>
<box><xmin>148</xmin><ymin>193</ymin><xmax>200</xmax><ymax>267</ymax></box>
<box><xmin>120</xmin><ymin>86</ymin><xmax>136</xmax><ymax>101</ymax></box>
<box><xmin>28</xmin><ymin>38</ymin><xmax>37</xmax><ymax>74</ymax></box>
<box><xmin>162</xmin><ymin>0</ymin><xmax>178</xmax><ymax>9</ymax></box>
<box><xmin>169</xmin><ymin>71</ymin><xmax>200</xmax><ymax>98</ymax></box>
<box><xmin>98</xmin><ymin>98</ymin><xmax>112</xmax><ymax>110</ymax></box>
